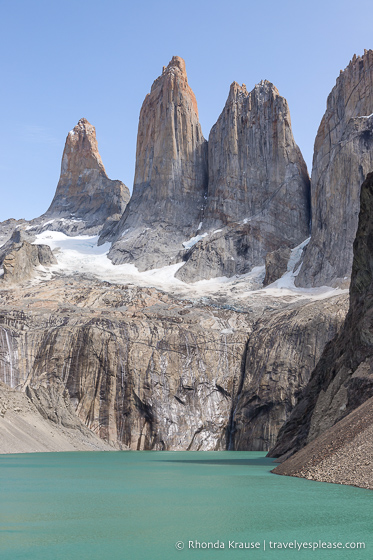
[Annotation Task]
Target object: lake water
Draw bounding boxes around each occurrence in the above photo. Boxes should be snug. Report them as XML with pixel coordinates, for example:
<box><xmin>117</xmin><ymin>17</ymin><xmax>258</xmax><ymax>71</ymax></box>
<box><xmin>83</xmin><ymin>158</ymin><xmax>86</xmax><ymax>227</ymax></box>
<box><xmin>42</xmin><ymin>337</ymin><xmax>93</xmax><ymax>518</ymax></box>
<box><xmin>0</xmin><ymin>451</ymin><xmax>371</xmax><ymax>560</ymax></box>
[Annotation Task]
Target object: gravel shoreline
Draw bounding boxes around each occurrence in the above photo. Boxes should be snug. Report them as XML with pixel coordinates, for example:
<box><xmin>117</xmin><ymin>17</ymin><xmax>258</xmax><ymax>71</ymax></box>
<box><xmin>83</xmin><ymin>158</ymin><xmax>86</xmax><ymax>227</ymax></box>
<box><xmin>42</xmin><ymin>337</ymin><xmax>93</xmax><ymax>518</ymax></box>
<box><xmin>272</xmin><ymin>396</ymin><xmax>373</xmax><ymax>490</ymax></box>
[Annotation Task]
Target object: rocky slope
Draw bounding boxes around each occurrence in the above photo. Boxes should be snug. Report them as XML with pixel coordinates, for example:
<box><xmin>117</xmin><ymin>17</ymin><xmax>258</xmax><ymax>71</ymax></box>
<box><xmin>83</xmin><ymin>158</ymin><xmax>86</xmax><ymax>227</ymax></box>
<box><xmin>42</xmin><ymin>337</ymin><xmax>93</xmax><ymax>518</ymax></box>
<box><xmin>272</xmin><ymin>396</ymin><xmax>373</xmax><ymax>489</ymax></box>
<box><xmin>0</xmin><ymin>381</ymin><xmax>114</xmax><ymax>453</ymax></box>
<box><xmin>0</xmin><ymin>230</ymin><xmax>57</xmax><ymax>283</ymax></box>
<box><xmin>176</xmin><ymin>80</ymin><xmax>310</xmax><ymax>282</ymax></box>
<box><xmin>296</xmin><ymin>49</ymin><xmax>373</xmax><ymax>287</ymax></box>
<box><xmin>105</xmin><ymin>56</ymin><xmax>208</xmax><ymax>271</ymax></box>
<box><xmin>270</xmin><ymin>173</ymin><xmax>373</xmax><ymax>464</ymax></box>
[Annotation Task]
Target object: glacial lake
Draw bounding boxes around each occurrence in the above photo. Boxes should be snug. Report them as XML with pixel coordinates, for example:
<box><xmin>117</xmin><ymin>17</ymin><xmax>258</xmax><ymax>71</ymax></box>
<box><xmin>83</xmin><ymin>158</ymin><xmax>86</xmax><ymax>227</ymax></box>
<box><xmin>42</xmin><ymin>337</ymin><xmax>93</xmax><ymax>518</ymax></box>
<box><xmin>0</xmin><ymin>451</ymin><xmax>371</xmax><ymax>560</ymax></box>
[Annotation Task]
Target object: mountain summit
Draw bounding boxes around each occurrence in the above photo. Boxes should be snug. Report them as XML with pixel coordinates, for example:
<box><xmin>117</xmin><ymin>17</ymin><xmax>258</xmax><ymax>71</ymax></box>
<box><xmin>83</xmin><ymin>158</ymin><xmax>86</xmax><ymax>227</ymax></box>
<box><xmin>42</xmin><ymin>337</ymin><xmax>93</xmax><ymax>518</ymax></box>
<box><xmin>105</xmin><ymin>56</ymin><xmax>208</xmax><ymax>270</ymax></box>
<box><xmin>45</xmin><ymin>118</ymin><xmax>130</xmax><ymax>233</ymax></box>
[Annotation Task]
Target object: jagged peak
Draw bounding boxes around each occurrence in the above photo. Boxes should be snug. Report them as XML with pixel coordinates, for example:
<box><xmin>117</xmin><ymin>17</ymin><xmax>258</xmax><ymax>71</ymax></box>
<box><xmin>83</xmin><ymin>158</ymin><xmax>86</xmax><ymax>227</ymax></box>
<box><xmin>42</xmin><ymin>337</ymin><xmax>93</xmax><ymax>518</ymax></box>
<box><xmin>253</xmin><ymin>79</ymin><xmax>279</xmax><ymax>95</ymax></box>
<box><xmin>62</xmin><ymin>118</ymin><xmax>106</xmax><ymax>176</ymax></box>
<box><xmin>151</xmin><ymin>55</ymin><xmax>188</xmax><ymax>93</ymax></box>
<box><xmin>336</xmin><ymin>49</ymin><xmax>373</xmax><ymax>81</ymax></box>
<box><xmin>68</xmin><ymin>118</ymin><xmax>95</xmax><ymax>137</ymax></box>
<box><xmin>326</xmin><ymin>49</ymin><xmax>373</xmax><ymax>116</ymax></box>
<box><xmin>227</xmin><ymin>79</ymin><xmax>280</xmax><ymax>104</ymax></box>
<box><xmin>228</xmin><ymin>81</ymin><xmax>248</xmax><ymax>98</ymax></box>
<box><xmin>163</xmin><ymin>55</ymin><xmax>186</xmax><ymax>76</ymax></box>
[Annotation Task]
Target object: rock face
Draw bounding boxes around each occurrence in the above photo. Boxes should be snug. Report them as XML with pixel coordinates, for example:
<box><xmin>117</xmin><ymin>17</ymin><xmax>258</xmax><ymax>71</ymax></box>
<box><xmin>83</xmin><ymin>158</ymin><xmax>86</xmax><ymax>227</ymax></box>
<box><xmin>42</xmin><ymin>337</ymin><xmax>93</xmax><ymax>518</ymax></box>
<box><xmin>0</xmin><ymin>279</ymin><xmax>250</xmax><ymax>449</ymax></box>
<box><xmin>263</xmin><ymin>247</ymin><xmax>292</xmax><ymax>286</ymax></box>
<box><xmin>296</xmin><ymin>50</ymin><xmax>373</xmax><ymax>287</ymax></box>
<box><xmin>205</xmin><ymin>81</ymin><xmax>310</xmax><ymax>228</ymax></box>
<box><xmin>0</xmin><ymin>230</ymin><xmax>56</xmax><ymax>283</ymax></box>
<box><xmin>40</xmin><ymin>118</ymin><xmax>130</xmax><ymax>235</ymax></box>
<box><xmin>270</xmin><ymin>172</ymin><xmax>373</xmax><ymax>459</ymax></box>
<box><xmin>0</xmin><ymin>219</ymin><xmax>27</xmax><ymax>247</ymax></box>
<box><xmin>105</xmin><ymin>56</ymin><xmax>208</xmax><ymax>271</ymax></box>
<box><xmin>229</xmin><ymin>295</ymin><xmax>348</xmax><ymax>451</ymax></box>
<box><xmin>0</xmin><ymin>271</ymin><xmax>346</xmax><ymax>451</ymax></box>
<box><xmin>176</xmin><ymin>80</ymin><xmax>310</xmax><ymax>282</ymax></box>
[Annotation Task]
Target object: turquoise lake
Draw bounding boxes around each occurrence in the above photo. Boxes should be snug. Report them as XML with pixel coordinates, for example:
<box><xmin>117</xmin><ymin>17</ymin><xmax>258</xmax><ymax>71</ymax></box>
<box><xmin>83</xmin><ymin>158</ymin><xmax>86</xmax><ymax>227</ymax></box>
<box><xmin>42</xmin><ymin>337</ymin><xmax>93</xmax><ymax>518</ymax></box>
<box><xmin>0</xmin><ymin>451</ymin><xmax>371</xmax><ymax>560</ymax></box>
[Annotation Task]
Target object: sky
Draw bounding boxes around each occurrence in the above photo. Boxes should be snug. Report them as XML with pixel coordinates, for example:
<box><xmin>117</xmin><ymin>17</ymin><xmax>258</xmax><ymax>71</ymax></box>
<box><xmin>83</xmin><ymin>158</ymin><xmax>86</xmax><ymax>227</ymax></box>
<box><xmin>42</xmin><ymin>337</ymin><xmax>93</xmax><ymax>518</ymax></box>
<box><xmin>1</xmin><ymin>0</ymin><xmax>372</xmax><ymax>222</ymax></box>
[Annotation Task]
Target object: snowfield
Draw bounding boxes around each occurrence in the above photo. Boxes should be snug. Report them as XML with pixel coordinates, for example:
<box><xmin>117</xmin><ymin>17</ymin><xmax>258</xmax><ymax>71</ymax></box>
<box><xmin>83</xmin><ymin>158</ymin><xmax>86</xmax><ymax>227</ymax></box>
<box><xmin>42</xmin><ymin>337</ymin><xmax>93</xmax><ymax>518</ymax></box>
<box><xmin>32</xmin><ymin>231</ymin><xmax>348</xmax><ymax>303</ymax></box>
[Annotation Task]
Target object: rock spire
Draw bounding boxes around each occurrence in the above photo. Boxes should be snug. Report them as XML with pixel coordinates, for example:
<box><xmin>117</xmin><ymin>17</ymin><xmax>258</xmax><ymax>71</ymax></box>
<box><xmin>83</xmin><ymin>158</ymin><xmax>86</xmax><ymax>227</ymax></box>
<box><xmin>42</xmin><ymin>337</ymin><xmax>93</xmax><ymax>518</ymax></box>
<box><xmin>176</xmin><ymin>79</ymin><xmax>310</xmax><ymax>282</ymax></box>
<box><xmin>105</xmin><ymin>56</ymin><xmax>208</xmax><ymax>270</ymax></box>
<box><xmin>45</xmin><ymin>118</ymin><xmax>130</xmax><ymax>233</ymax></box>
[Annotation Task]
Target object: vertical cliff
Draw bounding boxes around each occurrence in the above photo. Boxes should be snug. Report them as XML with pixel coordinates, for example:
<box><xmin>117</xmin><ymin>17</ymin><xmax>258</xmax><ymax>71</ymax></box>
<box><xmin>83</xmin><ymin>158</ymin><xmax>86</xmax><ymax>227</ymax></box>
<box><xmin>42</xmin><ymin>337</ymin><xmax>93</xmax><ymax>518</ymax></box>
<box><xmin>206</xmin><ymin>80</ymin><xmax>310</xmax><ymax>229</ymax></box>
<box><xmin>106</xmin><ymin>56</ymin><xmax>208</xmax><ymax>271</ymax></box>
<box><xmin>176</xmin><ymin>80</ymin><xmax>310</xmax><ymax>282</ymax></box>
<box><xmin>270</xmin><ymin>172</ymin><xmax>373</xmax><ymax>459</ymax></box>
<box><xmin>296</xmin><ymin>50</ymin><xmax>373</xmax><ymax>287</ymax></box>
<box><xmin>230</xmin><ymin>295</ymin><xmax>348</xmax><ymax>451</ymax></box>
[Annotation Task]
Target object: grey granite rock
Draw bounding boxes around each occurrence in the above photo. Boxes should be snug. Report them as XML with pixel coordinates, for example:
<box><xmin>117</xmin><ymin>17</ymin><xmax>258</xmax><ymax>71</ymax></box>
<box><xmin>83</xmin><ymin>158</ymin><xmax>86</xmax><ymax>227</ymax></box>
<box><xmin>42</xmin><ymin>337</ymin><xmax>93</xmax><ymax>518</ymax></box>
<box><xmin>296</xmin><ymin>50</ymin><xmax>373</xmax><ymax>287</ymax></box>
<box><xmin>270</xmin><ymin>172</ymin><xmax>373</xmax><ymax>459</ymax></box>
<box><xmin>1</xmin><ymin>239</ymin><xmax>56</xmax><ymax>283</ymax></box>
<box><xmin>176</xmin><ymin>80</ymin><xmax>310</xmax><ymax>282</ymax></box>
<box><xmin>263</xmin><ymin>247</ymin><xmax>292</xmax><ymax>286</ymax></box>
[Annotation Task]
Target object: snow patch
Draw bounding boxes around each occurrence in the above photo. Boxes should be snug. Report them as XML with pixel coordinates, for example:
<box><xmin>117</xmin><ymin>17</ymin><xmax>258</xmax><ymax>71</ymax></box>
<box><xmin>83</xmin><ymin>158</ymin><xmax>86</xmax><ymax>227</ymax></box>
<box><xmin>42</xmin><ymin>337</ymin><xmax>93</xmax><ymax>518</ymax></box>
<box><xmin>32</xmin><ymin>231</ymin><xmax>186</xmax><ymax>290</ymax></box>
<box><xmin>182</xmin><ymin>233</ymin><xmax>208</xmax><ymax>249</ymax></box>
<box><xmin>258</xmin><ymin>237</ymin><xmax>348</xmax><ymax>300</ymax></box>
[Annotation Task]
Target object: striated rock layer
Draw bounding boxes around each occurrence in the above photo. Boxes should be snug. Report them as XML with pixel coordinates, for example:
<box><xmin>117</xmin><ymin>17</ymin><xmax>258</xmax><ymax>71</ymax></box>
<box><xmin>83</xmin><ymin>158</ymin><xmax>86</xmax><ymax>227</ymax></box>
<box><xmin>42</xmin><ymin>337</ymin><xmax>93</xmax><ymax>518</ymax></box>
<box><xmin>270</xmin><ymin>172</ymin><xmax>373</xmax><ymax>461</ymax></box>
<box><xmin>229</xmin><ymin>295</ymin><xmax>348</xmax><ymax>450</ymax></box>
<box><xmin>296</xmin><ymin>50</ymin><xmax>373</xmax><ymax>287</ymax></box>
<box><xmin>105</xmin><ymin>56</ymin><xmax>208</xmax><ymax>271</ymax></box>
<box><xmin>0</xmin><ymin>270</ymin><xmax>346</xmax><ymax>451</ymax></box>
<box><xmin>176</xmin><ymin>80</ymin><xmax>310</xmax><ymax>282</ymax></box>
<box><xmin>0</xmin><ymin>381</ymin><xmax>114</xmax><ymax>453</ymax></box>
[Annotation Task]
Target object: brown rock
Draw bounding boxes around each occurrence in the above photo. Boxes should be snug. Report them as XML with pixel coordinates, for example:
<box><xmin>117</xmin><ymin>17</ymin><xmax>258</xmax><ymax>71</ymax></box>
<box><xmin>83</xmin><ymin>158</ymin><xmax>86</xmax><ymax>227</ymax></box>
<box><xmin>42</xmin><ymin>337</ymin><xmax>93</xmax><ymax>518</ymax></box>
<box><xmin>43</xmin><ymin>118</ymin><xmax>130</xmax><ymax>234</ymax></box>
<box><xmin>230</xmin><ymin>294</ymin><xmax>348</xmax><ymax>451</ymax></box>
<box><xmin>0</xmin><ymin>272</ymin><xmax>347</xmax><ymax>451</ymax></box>
<box><xmin>272</xmin><ymin>396</ymin><xmax>373</xmax><ymax>489</ymax></box>
<box><xmin>106</xmin><ymin>56</ymin><xmax>208</xmax><ymax>270</ymax></box>
<box><xmin>1</xmin><ymin>239</ymin><xmax>56</xmax><ymax>283</ymax></box>
<box><xmin>206</xmin><ymin>80</ymin><xmax>310</xmax><ymax>229</ymax></box>
<box><xmin>0</xmin><ymin>381</ymin><xmax>114</xmax><ymax>453</ymax></box>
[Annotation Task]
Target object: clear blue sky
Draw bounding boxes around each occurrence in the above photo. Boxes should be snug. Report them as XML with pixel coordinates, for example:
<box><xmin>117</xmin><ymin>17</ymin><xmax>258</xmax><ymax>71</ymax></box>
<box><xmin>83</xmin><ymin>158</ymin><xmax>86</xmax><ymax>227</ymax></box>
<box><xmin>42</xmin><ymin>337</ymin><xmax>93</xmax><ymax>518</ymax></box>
<box><xmin>1</xmin><ymin>0</ymin><xmax>372</xmax><ymax>221</ymax></box>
